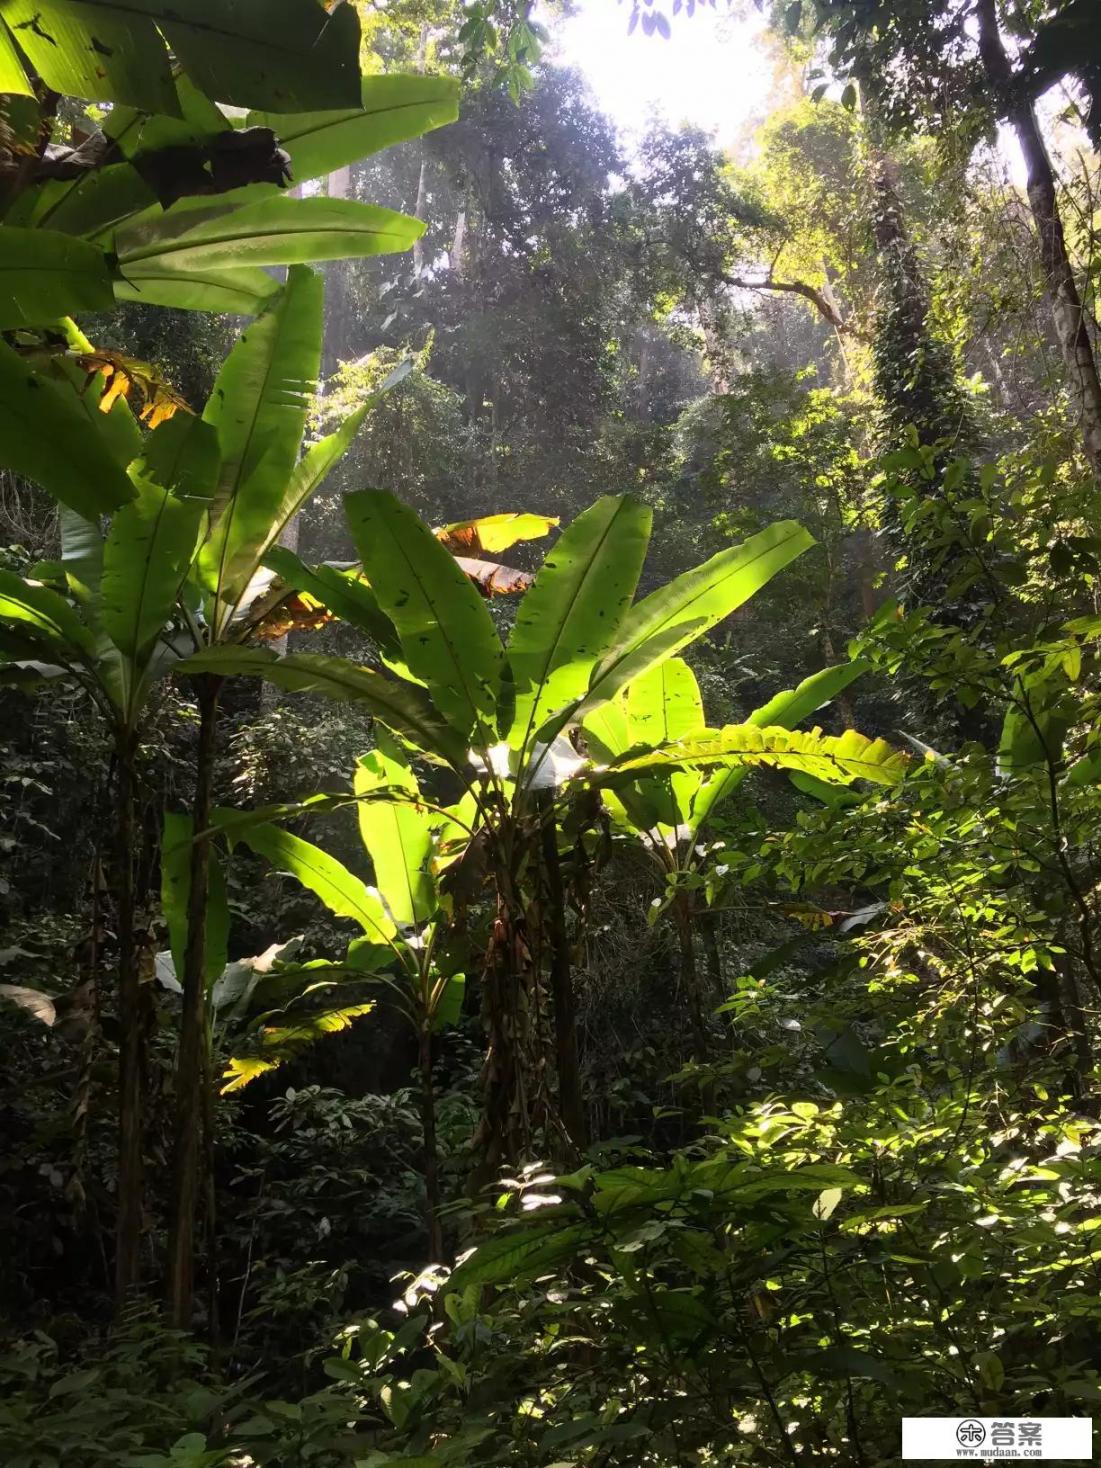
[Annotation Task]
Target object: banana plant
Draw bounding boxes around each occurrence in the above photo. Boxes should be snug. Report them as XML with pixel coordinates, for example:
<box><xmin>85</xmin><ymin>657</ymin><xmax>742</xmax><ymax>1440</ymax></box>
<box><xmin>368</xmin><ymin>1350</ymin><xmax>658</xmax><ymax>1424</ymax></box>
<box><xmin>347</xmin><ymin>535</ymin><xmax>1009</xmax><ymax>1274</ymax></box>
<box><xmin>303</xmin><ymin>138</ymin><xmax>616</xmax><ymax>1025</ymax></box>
<box><xmin>582</xmin><ymin>656</ymin><xmax>870</xmax><ymax>1044</ymax></box>
<box><xmin>0</xmin><ymin>266</ymin><xmax>408</xmax><ymax>1310</ymax></box>
<box><xmin>182</xmin><ymin>492</ymin><xmax>906</xmax><ymax>1175</ymax></box>
<box><xmin>0</xmin><ymin>393</ymin><xmax>217</xmax><ymax>1306</ymax></box>
<box><xmin>206</xmin><ymin>732</ymin><xmax>469</xmax><ymax>1259</ymax></box>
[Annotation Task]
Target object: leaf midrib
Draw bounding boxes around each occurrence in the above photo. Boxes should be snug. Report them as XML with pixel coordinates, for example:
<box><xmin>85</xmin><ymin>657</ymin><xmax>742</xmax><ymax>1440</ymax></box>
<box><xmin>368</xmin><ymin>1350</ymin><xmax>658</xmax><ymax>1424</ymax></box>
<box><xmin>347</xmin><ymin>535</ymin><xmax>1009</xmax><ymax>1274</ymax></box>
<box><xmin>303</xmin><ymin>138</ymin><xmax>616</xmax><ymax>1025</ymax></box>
<box><xmin>515</xmin><ymin>499</ymin><xmax>633</xmax><ymax>757</ymax></box>
<box><xmin>121</xmin><ymin>215</ymin><xmax>421</xmax><ymax>265</ymax></box>
<box><xmin>596</xmin><ymin>524</ymin><xmax>807</xmax><ymax>692</ymax></box>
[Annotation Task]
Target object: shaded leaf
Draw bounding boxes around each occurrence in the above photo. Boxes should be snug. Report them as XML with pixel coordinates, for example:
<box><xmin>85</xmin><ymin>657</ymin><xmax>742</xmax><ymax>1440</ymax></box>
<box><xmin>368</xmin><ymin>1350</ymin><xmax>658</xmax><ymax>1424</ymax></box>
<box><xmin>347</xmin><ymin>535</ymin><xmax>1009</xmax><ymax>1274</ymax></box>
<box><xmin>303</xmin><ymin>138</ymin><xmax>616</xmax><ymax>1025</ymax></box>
<box><xmin>0</xmin><ymin>227</ymin><xmax>114</xmax><ymax>328</ymax></box>
<box><xmin>176</xmin><ymin>646</ymin><xmax>467</xmax><ymax>765</ymax></box>
<box><xmin>115</xmin><ymin>194</ymin><xmax>425</xmax><ymax>273</ymax></box>
<box><xmin>246</xmin><ymin>73</ymin><xmax>459</xmax><ymax>183</ymax></box>
<box><xmin>449</xmin><ymin>1223</ymin><xmax>591</xmax><ymax>1290</ymax></box>
<box><xmin>0</xmin><ymin>339</ymin><xmax>135</xmax><ymax>516</ymax></box>
<box><xmin>226</xmin><ymin>821</ymin><xmax>397</xmax><ymax>943</ymax></box>
<box><xmin>346</xmin><ymin>489</ymin><xmax>502</xmax><ymax>744</ymax></box>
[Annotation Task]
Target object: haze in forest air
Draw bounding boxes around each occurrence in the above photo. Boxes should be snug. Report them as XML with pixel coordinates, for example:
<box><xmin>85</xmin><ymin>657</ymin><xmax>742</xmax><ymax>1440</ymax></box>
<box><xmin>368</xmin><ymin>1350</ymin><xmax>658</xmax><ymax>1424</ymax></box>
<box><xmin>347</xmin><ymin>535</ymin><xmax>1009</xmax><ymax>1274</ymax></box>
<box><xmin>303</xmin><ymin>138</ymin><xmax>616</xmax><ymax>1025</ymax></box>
<box><xmin>551</xmin><ymin>0</ymin><xmax>773</xmax><ymax>150</ymax></box>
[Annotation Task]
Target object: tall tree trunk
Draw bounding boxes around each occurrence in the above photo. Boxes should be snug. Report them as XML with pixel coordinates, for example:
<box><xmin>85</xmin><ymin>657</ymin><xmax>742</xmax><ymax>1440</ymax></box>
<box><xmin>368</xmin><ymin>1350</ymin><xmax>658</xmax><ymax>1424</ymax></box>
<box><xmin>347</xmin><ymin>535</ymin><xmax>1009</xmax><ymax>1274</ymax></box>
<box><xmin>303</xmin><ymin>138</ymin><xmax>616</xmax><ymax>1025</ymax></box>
<box><xmin>412</xmin><ymin>152</ymin><xmax>429</xmax><ymax>275</ymax></box>
<box><xmin>167</xmin><ymin>675</ymin><xmax>220</xmax><ymax>1329</ymax></box>
<box><xmin>451</xmin><ymin>206</ymin><xmax>467</xmax><ymax>277</ymax></box>
<box><xmin>114</xmin><ymin>732</ymin><xmax>143</xmax><ymax>1309</ymax></box>
<box><xmin>866</xmin><ymin>138</ymin><xmax>975</xmax><ymax>458</ymax></box>
<box><xmin>322</xmin><ymin>167</ymin><xmax>352</xmax><ymax>372</ymax></box>
<box><xmin>976</xmin><ymin>0</ymin><xmax>1101</xmax><ymax>483</ymax></box>
<box><xmin>411</xmin><ymin>20</ymin><xmax>431</xmax><ymax>277</ymax></box>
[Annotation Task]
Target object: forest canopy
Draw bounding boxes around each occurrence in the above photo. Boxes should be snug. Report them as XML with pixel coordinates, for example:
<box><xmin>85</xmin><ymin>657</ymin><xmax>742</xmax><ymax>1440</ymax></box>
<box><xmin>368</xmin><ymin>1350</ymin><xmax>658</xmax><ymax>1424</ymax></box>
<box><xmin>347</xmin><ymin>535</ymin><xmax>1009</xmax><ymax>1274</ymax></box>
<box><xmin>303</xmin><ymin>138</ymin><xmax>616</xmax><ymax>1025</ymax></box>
<box><xmin>1</xmin><ymin>0</ymin><xmax>1101</xmax><ymax>1464</ymax></box>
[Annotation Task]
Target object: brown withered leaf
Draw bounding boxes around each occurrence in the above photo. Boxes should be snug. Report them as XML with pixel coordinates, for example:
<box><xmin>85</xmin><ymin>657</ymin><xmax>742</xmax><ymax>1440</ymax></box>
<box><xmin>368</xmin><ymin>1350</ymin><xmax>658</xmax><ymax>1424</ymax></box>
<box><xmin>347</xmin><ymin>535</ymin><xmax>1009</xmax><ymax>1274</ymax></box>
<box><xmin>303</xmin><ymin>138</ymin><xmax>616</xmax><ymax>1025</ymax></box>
<box><xmin>454</xmin><ymin>555</ymin><xmax>533</xmax><ymax>598</ymax></box>
<box><xmin>74</xmin><ymin>349</ymin><xmax>192</xmax><ymax>428</ymax></box>
<box><xmin>250</xmin><ymin>593</ymin><xmax>335</xmax><ymax>642</ymax></box>
<box><xmin>780</xmin><ymin>903</ymin><xmax>834</xmax><ymax>931</ymax></box>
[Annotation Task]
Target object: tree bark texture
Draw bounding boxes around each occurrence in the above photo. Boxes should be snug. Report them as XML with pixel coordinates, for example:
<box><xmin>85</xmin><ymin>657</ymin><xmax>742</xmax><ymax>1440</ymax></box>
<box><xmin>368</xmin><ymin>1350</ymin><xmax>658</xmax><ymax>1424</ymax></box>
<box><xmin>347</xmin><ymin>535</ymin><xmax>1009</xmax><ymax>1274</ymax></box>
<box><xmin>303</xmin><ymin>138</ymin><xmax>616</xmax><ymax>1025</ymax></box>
<box><xmin>167</xmin><ymin>676</ymin><xmax>220</xmax><ymax>1329</ymax></box>
<box><xmin>539</xmin><ymin>800</ymin><xmax>586</xmax><ymax>1152</ymax></box>
<box><xmin>114</xmin><ymin>734</ymin><xmax>143</xmax><ymax>1309</ymax></box>
<box><xmin>976</xmin><ymin>0</ymin><xmax>1101</xmax><ymax>482</ymax></box>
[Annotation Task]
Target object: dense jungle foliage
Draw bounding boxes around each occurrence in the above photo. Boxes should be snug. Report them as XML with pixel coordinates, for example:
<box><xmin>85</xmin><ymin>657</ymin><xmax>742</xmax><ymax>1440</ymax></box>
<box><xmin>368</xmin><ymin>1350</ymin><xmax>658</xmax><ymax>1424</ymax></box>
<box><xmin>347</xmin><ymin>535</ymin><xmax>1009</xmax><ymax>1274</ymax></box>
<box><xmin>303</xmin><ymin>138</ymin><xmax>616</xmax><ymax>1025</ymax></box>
<box><xmin>1</xmin><ymin>0</ymin><xmax>1101</xmax><ymax>1463</ymax></box>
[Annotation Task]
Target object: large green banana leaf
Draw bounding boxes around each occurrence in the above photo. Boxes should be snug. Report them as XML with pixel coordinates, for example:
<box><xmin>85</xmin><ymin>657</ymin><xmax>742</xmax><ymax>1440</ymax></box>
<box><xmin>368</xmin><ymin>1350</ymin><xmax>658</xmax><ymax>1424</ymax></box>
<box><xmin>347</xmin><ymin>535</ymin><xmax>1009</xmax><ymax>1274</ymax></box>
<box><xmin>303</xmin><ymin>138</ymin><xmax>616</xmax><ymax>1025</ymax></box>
<box><xmin>23</xmin><ymin>164</ymin><xmax>156</xmax><ymax>239</ymax></box>
<box><xmin>114</xmin><ymin>195</ymin><xmax>424</xmax><ymax>274</ymax></box>
<box><xmin>590</xmin><ymin>521</ymin><xmax>814</xmax><ymax>707</ymax></box>
<box><xmin>99</xmin><ymin>481</ymin><xmax>200</xmax><ymax>664</ymax></box>
<box><xmin>626</xmin><ymin>658</ymin><xmax>706</xmax><ymax>829</ymax></box>
<box><xmin>59</xmin><ymin>508</ymin><xmax>104</xmax><ymax>604</ymax></box>
<box><xmin>507</xmin><ymin>494</ymin><xmax>651</xmax><ymax>753</ymax></box>
<box><xmin>198</xmin><ymin>267</ymin><xmax>321</xmax><ymax>617</ymax></box>
<box><xmin>0</xmin><ymin>568</ymin><xmax>94</xmax><ymax>656</ymax></box>
<box><xmin>0</xmin><ymin>227</ymin><xmax>114</xmax><ymax>327</ymax></box>
<box><xmin>747</xmin><ymin>660</ymin><xmax>870</xmax><ymax>730</ymax></box>
<box><xmin>220</xmin><ymin>360</ymin><xmax>411</xmax><ymax>625</ymax></box>
<box><xmin>142</xmin><ymin>410</ymin><xmax>220</xmax><ymax>502</ymax></box>
<box><xmin>177</xmin><ymin>647</ymin><xmax>467</xmax><ymax>767</ymax></box>
<box><xmin>228</xmin><ymin>823</ymin><xmax>396</xmax><ymax>944</ymax></box>
<box><xmin>246</xmin><ymin>74</ymin><xmax>460</xmax><ymax>184</ymax></box>
<box><xmin>690</xmin><ymin>658</ymin><xmax>871</xmax><ymax>828</ymax></box>
<box><xmin>153</xmin><ymin>0</ymin><xmax>362</xmax><ymax>112</ymax></box>
<box><xmin>98</xmin><ymin>421</ymin><xmax>213</xmax><ymax>667</ymax></box>
<box><xmin>114</xmin><ymin>263</ymin><xmax>282</xmax><ymax>315</ymax></box>
<box><xmin>1</xmin><ymin>0</ymin><xmax>177</xmax><ymax>116</ymax></box>
<box><xmin>354</xmin><ymin>737</ymin><xmax>436</xmax><ymax>929</ymax></box>
<box><xmin>541</xmin><ymin>619</ymin><xmax>706</xmax><ymax>746</ymax></box>
<box><xmin>0</xmin><ymin>21</ymin><xmax>32</xmax><ymax>94</ymax></box>
<box><xmin>595</xmin><ymin>725</ymin><xmax>908</xmax><ymax>789</ymax></box>
<box><xmin>627</xmin><ymin>657</ymin><xmax>704</xmax><ymax>746</ymax></box>
<box><xmin>0</xmin><ymin>0</ymin><xmax>362</xmax><ymax>114</ymax></box>
<box><xmin>345</xmin><ymin>490</ymin><xmax>502</xmax><ymax>744</ymax></box>
<box><xmin>0</xmin><ymin>339</ymin><xmax>135</xmax><ymax>515</ymax></box>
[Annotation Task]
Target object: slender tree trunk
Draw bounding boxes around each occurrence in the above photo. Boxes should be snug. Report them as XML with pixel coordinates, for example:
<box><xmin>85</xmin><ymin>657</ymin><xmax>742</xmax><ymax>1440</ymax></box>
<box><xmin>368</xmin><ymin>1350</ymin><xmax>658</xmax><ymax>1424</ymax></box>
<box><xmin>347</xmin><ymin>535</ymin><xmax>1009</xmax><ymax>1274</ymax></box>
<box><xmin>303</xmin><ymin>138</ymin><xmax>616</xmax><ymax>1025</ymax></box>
<box><xmin>1055</xmin><ymin>951</ymin><xmax>1095</xmax><ymax>1102</ymax></box>
<box><xmin>976</xmin><ymin>0</ymin><xmax>1101</xmax><ymax>482</ymax></box>
<box><xmin>167</xmin><ymin>675</ymin><xmax>221</xmax><ymax>1329</ymax></box>
<box><xmin>867</xmin><ymin>139</ymin><xmax>975</xmax><ymax>457</ymax></box>
<box><xmin>114</xmin><ymin>732</ymin><xmax>143</xmax><ymax>1309</ymax></box>
<box><xmin>539</xmin><ymin>799</ymin><xmax>585</xmax><ymax>1152</ymax></box>
<box><xmin>472</xmin><ymin>895</ymin><xmax>527</xmax><ymax>1192</ymax></box>
<box><xmin>410</xmin><ymin>21</ymin><xmax>431</xmax><ymax>278</ymax></box>
<box><xmin>673</xmin><ymin>893</ymin><xmax>707</xmax><ymax>1053</ymax></box>
<box><xmin>700</xmin><ymin>908</ymin><xmax>722</xmax><ymax>998</ymax></box>
<box><xmin>412</xmin><ymin>152</ymin><xmax>429</xmax><ymax>275</ymax></box>
<box><xmin>451</xmin><ymin>206</ymin><xmax>467</xmax><ymax>277</ymax></box>
<box><xmin>419</xmin><ymin>1023</ymin><xmax>443</xmax><ymax>1259</ymax></box>
<box><xmin>202</xmin><ymin>1035</ymin><xmax>220</xmax><ymax>1345</ymax></box>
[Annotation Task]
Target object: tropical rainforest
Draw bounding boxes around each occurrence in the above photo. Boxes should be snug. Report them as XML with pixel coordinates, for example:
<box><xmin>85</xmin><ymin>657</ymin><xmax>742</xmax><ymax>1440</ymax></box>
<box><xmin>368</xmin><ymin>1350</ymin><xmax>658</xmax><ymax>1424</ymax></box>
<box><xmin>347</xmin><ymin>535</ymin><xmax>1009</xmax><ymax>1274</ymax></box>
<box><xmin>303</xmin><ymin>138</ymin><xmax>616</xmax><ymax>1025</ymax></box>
<box><xmin>1</xmin><ymin>0</ymin><xmax>1100</xmax><ymax>1463</ymax></box>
